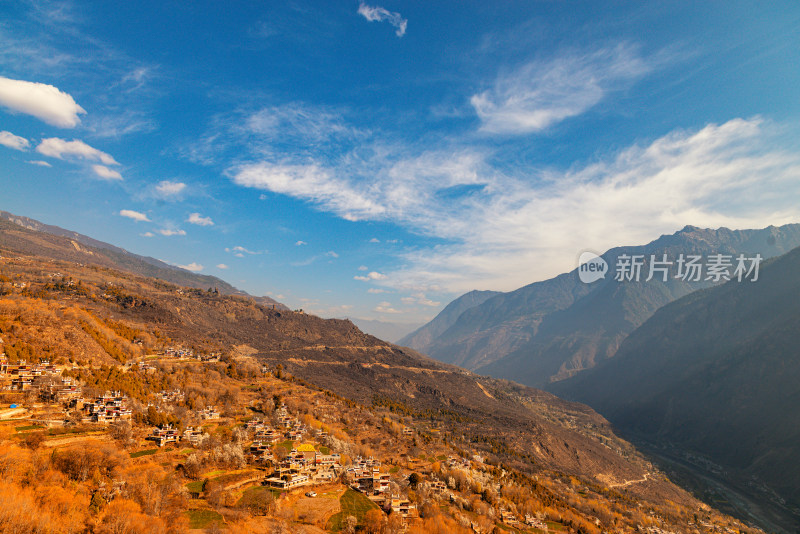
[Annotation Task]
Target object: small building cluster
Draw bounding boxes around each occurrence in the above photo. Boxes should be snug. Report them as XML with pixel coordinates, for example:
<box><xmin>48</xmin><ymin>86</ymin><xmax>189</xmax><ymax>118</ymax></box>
<box><xmin>1</xmin><ymin>357</ymin><xmax>61</xmax><ymax>391</ymax></box>
<box><xmin>348</xmin><ymin>456</ymin><xmax>391</xmax><ymax>495</ymax></box>
<box><xmin>264</xmin><ymin>445</ymin><xmax>342</xmax><ymax>489</ymax></box>
<box><xmin>82</xmin><ymin>391</ymin><xmax>132</xmax><ymax>423</ymax></box>
<box><xmin>146</xmin><ymin>425</ymin><xmax>180</xmax><ymax>446</ymax></box>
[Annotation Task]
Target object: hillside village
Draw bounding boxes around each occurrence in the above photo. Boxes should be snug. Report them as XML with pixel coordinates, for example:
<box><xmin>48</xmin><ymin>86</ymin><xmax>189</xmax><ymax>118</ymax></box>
<box><xmin>0</xmin><ymin>346</ymin><xmax>562</xmax><ymax>532</ymax></box>
<box><xmin>0</xmin><ymin>251</ymin><xmax>767</xmax><ymax>533</ymax></box>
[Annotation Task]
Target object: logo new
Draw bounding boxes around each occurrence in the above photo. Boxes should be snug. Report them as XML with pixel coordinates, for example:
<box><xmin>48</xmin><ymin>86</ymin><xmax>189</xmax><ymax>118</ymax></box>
<box><xmin>578</xmin><ymin>251</ymin><xmax>608</xmax><ymax>284</ymax></box>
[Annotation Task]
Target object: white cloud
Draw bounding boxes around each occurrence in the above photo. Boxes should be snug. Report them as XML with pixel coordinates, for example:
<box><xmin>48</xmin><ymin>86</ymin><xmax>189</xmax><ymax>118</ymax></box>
<box><xmin>369</xmin><ymin>238</ymin><xmax>380</xmax><ymax>243</ymax></box>
<box><xmin>374</xmin><ymin>301</ymin><xmax>402</xmax><ymax>314</ymax></box>
<box><xmin>471</xmin><ymin>44</ymin><xmax>650</xmax><ymax>134</ymax></box>
<box><xmin>233</xmin><ymin>162</ymin><xmax>385</xmax><ymax>221</ymax></box>
<box><xmin>86</xmin><ymin>111</ymin><xmax>156</xmax><ymax>138</ymax></box>
<box><xmin>119</xmin><ymin>209</ymin><xmax>149</xmax><ymax>222</ymax></box>
<box><xmin>92</xmin><ymin>164</ymin><xmax>122</xmax><ymax>180</ymax></box>
<box><xmin>0</xmin><ymin>131</ymin><xmax>30</xmax><ymax>151</ymax></box>
<box><xmin>216</xmin><ymin>263</ymin><xmax>229</xmax><ymax>269</ymax></box>
<box><xmin>187</xmin><ymin>212</ymin><xmax>214</xmax><ymax>226</ymax></box>
<box><xmin>246</xmin><ymin>103</ymin><xmax>361</xmax><ymax>144</ymax></box>
<box><xmin>354</xmin><ymin>271</ymin><xmax>387</xmax><ymax>281</ymax></box>
<box><xmin>326</xmin><ymin>251</ymin><xmax>339</xmax><ymax>258</ymax></box>
<box><xmin>295</xmin><ymin>240</ymin><xmax>307</xmax><ymax>246</ymax></box>
<box><xmin>141</xmin><ymin>232</ymin><xmax>154</xmax><ymax>237</ymax></box>
<box><xmin>367</xmin><ymin>288</ymin><xmax>387</xmax><ymax>294</ymax></box>
<box><xmin>358</xmin><ymin>265</ymin><xmax>368</xmax><ymax>271</ymax></box>
<box><xmin>385</xmin><ymin>118</ymin><xmax>800</xmax><ymax>293</ymax></box>
<box><xmin>155</xmin><ymin>180</ymin><xmax>186</xmax><ymax>197</ymax></box>
<box><xmin>184</xmin><ymin>102</ymin><xmax>369</xmax><ymax>169</ymax></box>
<box><xmin>120</xmin><ymin>67</ymin><xmax>150</xmax><ymax>91</ymax></box>
<box><xmin>233</xmin><ymin>117</ymin><xmax>800</xmax><ymax>295</ymax></box>
<box><xmin>36</xmin><ymin>138</ymin><xmax>119</xmax><ymax>165</ymax></box>
<box><xmin>402</xmin><ymin>292</ymin><xmax>441</xmax><ymax>307</ymax></box>
<box><xmin>0</xmin><ymin>76</ymin><xmax>85</xmax><ymax>128</ymax></box>
<box><xmin>225</xmin><ymin>245</ymin><xmax>263</xmax><ymax>257</ymax></box>
<box><xmin>357</xmin><ymin>3</ymin><xmax>407</xmax><ymax>37</ymax></box>
<box><xmin>232</xmin><ymin>149</ymin><xmax>489</xmax><ymax>231</ymax></box>
<box><xmin>158</xmin><ymin>228</ymin><xmax>186</xmax><ymax>236</ymax></box>
<box><xmin>178</xmin><ymin>262</ymin><xmax>203</xmax><ymax>272</ymax></box>
<box><xmin>28</xmin><ymin>160</ymin><xmax>51</xmax><ymax>167</ymax></box>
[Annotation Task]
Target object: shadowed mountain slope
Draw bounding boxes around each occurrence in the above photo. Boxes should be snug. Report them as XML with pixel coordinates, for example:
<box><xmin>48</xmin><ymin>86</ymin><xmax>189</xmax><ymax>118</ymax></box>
<box><xmin>552</xmin><ymin>246</ymin><xmax>800</xmax><ymax>530</ymax></box>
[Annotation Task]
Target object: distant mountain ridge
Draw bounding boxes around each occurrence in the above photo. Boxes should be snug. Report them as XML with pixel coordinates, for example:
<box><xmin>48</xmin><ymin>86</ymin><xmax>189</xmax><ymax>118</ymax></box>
<box><xmin>551</xmin><ymin>244</ymin><xmax>800</xmax><ymax>530</ymax></box>
<box><xmin>404</xmin><ymin>224</ymin><xmax>800</xmax><ymax>387</ymax></box>
<box><xmin>398</xmin><ymin>289</ymin><xmax>501</xmax><ymax>348</ymax></box>
<box><xmin>0</xmin><ymin>210</ymin><xmax>287</xmax><ymax>309</ymax></box>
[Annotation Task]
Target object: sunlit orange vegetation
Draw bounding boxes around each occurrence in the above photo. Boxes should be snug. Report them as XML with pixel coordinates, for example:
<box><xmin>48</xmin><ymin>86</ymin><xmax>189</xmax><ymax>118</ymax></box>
<box><xmin>0</xmin><ymin>441</ymin><xmax>188</xmax><ymax>533</ymax></box>
<box><xmin>407</xmin><ymin>515</ymin><xmax>473</xmax><ymax>534</ymax></box>
<box><xmin>0</xmin><ymin>296</ymin><xmax>143</xmax><ymax>365</ymax></box>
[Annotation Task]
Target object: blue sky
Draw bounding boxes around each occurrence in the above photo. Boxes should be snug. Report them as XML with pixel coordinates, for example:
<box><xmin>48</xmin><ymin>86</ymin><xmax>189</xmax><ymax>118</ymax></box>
<box><xmin>1</xmin><ymin>1</ymin><xmax>800</xmax><ymax>323</ymax></box>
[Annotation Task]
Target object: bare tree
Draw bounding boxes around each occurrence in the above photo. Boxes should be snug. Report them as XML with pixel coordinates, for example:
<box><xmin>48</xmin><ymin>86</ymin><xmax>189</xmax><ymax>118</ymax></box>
<box><xmin>343</xmin><ymin>515</ymin><xmax>358</xmax><ymax>534</ymax></box>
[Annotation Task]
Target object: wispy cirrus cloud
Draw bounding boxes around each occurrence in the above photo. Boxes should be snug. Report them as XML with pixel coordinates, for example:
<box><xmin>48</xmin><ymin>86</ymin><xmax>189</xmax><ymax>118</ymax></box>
<box><xmin>119</xmin><ymin>67</ymin><xmax>151</xmax><ymax>92</ymax></box>
<box><xmin>357</xmin><ymin>3</ymin><xmax>407</xmax><ymax>37</ymax></box>
<box><xmin>225</xmin><ymin>245</ymin><xmax>264</xmax><ymax>257</ymax></box>
<box><xmin>28</xmin><ymin>160</ymin><xmax>52</xmax><ymax>167</ymax></box>
<box><xmin>387</xmin><ymin>117</ymin><xmax>800</xmax><ymax>293</ymax></box>
<box><xmin>232</xmin><ymin>117</ymin><xmax>800</xmax><ymax>294</ymax></box>
<box><xmin>233</xmin><ymin>162</ymin><xmax>386</xmax><ymax>221</ymax></box>
<box><xmin>291</xmin><ymin>250</ymin><xmax>340</xmax><ymax>267</ymax></box>
<box><xmin>182</xmin><ymin>101</ymin><xmax>365</xmax><ymax>167</ymax></box>
<box><xmin>0</xmin><ymin>76</ymin><xmax>86</xmax><ymax>128</ymax></box>
<box><xmin>245</xmin><ymin>103</ymin><xmax>364</xmax><ymax>145</ymax></box>
<box><xmin>85</xmin><ymin>110</ymin><xmax>156</xmax><ymax>139</ymax></box>
<box><xmin>232</xmin><ymin>149</ymin><xmax>487</xmax><ymax>224</ymax></box>
<box><xmin>470</xmin><ymin>44</ymin><xmax>651</xmax><ymax>134</ymax></box>
<box><xmin>0</xmin><ymin>131</ymin><xmax>30</xmax><ymax>151</ymax></box>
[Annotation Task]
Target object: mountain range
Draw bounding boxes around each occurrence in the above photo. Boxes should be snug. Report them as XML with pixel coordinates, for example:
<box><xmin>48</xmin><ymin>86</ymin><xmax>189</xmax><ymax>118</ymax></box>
<box><xmin>400</xmin><ymin>224</ymin><xmax>800</xmax><ymax>388</ymax></box>
<box><xmin>0</xmin><ymin>211</ymin><xmax>710</xmax><ymax>514</ymax></box>
<box><xmin>551</xmin><ymin>244</ymin><xmax>800</xmax><ymax>530</ymax></box>
<box><xmin>3</xmin><ymin>210</ymin><xmax>798</xmax><ymax>531</ymax></box>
